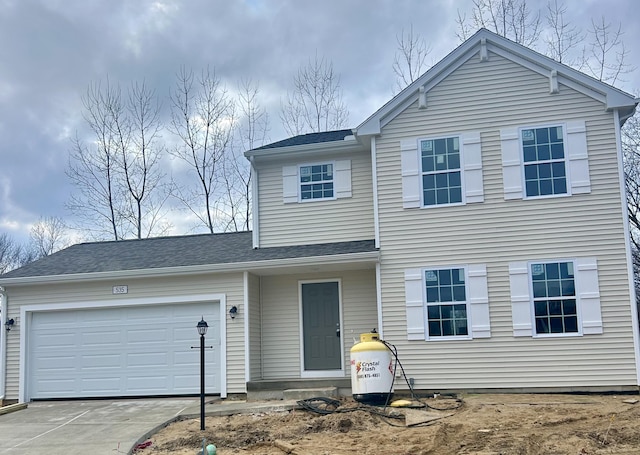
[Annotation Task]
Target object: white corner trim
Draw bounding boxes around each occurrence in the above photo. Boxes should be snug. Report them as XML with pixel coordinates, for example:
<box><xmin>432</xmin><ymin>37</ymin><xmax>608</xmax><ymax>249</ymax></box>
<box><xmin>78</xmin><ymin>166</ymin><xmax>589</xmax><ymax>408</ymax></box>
<box><xmin>614</xmin><ymin>109</ymin><xmax>640</xmax><ymax>385</ymax></box>
<box><xmin>243</xmin><ymin>271</ymin><xmax>250</xmax><ymax>387</ymax></box>
<box><xmin>371</xmin><ymin>136</ymin><xmax>380</xmax><ymax>249</ymax></box>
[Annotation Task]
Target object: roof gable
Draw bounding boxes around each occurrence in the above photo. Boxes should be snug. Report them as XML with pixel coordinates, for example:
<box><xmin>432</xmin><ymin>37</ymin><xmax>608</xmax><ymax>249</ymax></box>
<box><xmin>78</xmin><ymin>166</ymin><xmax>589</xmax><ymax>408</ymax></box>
<box><xmin>357</xmin><ymin>28</ymin><xmax>637</xmax><ymax>136</ymax></box>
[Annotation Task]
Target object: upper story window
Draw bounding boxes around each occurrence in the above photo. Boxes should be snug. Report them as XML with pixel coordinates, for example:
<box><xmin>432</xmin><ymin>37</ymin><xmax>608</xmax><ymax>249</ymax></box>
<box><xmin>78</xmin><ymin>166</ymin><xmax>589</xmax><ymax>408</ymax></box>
<box><xmin>501</xmin><ymin>120</ymin><xmax>590</xmax><ymax>200</ymax></box>
<box><xmin>522</xmin><ymin>126</ymin><xmax>567</xmax><ymax>197</ymax></box>
<box><xmin>282</xmin><ymin>160</ymin><xmax>351</xmax><ymax>204</ymax></box>
<box><xmin>420</xmin><ymin>137</ymin><xmax>463</xmax><ymax>206</ymax></box>
<box><xmin>300</xmin><ymin>163</ymin><xmax>334</xmax><ymax>200</ymax></box>
<box><xmin>400</xmin><ymin>132</ymin><xmax>484</xmax><ymax>209</ymax></box>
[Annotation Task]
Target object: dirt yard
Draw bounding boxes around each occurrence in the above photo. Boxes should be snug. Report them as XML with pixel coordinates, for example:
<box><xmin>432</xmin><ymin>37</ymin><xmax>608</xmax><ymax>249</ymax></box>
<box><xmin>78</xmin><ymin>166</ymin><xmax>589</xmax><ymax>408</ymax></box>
<box><xmin>134</xmin><ymin>393</ymin><xmax>640</xmax><ymax>454</ymax></box>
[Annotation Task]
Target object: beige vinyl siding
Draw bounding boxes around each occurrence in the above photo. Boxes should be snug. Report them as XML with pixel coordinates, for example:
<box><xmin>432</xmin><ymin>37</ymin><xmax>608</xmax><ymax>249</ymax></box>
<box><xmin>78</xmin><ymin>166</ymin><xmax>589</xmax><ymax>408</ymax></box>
<box><xmin>376</xmin><ymin>51</ymin><xmax>637</xmax><ymax>390</ymax></box>
<box><xmin>247</xmin><ymin>273</ymin><xmax>262</xmax><ymax>380</ymax></box>
<box><xmin>3</xmin><ymin>272</ymin><xmax>246</xmax><ymax>400</ymax></box>
<box><xmin>258</xmin><ymin>150</ymin><xmax>375</xmax><ymax>247</ymax></box>
<box><xmin>260</xmin><ymin>269</ymin><xmax>377</xmax><ymax>379</ymax></box>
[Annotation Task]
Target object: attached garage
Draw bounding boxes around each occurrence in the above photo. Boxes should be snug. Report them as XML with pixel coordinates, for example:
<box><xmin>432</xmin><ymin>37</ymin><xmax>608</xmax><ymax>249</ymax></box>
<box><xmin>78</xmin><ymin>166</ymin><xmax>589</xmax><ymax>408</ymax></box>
<box><xmin>22</xmin><ymin>295</ymin><xmax>225</xmax><ymax>401</ymax></box>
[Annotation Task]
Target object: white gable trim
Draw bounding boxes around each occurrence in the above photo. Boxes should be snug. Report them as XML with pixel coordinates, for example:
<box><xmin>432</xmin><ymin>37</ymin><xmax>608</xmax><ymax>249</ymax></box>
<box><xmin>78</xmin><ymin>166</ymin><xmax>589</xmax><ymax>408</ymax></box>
<box><xmin>357</xmin><ymin>29</ymin><xmax>636</xmax><ymax>137</ymax></box>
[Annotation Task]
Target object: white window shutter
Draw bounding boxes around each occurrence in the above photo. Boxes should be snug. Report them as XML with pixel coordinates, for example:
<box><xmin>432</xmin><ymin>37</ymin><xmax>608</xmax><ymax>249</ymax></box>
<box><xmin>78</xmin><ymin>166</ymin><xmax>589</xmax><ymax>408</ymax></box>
<box><xmin>576</xmin><ymin>257</ymin><xmax>602</xmax><ymax>334</ymax></box>
<box><xmin>501</xmin><ymin>128</ymin><xmax>523</xmax><ymax>200</ymax></box>
<box><xmin>334</xmin><ymin>160</ymin><xmax>352</xmax><ymax>198</ymax></box>
<box><xmin>405</xmin><ymin>268</ymin><xmax>425</xmax><ymax>340</ymax></box>
<box><xmin>566</xmin><ymin>120</ymin><xmax>590</xmax><ymax>194</ymax></box>
<box><xmin>282</xmin><ymin>165</ymin><xmax>298</xmax><ymax>203</ymax></box>
<box><xmin>509</xmin><ymin>262</ymin><xmax>533</xmax><ymax>336</ymax></box>
<box><xmin>468</xmin><ymin>264</ymin><xmax>490</xmax><ymax>338</ymax></box>
<box><xmin>400</xmin><ymin>139</ymin><xmax>421</xmax><ymax>208</ymax></box>
<box><xmin>462</xmin><ymin>132</ymin><xmax>484</xmax><ymax>204</ymax></box>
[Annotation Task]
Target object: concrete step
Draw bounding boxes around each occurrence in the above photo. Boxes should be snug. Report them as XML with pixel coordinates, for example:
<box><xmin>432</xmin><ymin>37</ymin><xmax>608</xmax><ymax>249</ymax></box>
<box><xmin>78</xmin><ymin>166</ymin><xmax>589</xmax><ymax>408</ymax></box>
<box><xmin>283</xmin><ymin>387</ymin><xmax>338</xmax><ymax>401</ymax></box>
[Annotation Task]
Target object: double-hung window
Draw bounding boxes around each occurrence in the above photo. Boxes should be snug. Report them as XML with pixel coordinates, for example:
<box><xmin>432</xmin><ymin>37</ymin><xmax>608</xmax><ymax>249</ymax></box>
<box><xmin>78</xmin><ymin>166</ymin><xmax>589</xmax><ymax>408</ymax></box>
<box><xmin>531</xmin><ymin>261</ymin><xmax>578</xmax><ymax>335</ymax></box>
<box><xmin>425</xmin><ymin>268</ymin><xmax>469</xmax><ymax>338</ymax></box>
<box><xmin>509</xmin><ymin>258</ymin><xmax>602</xmax><ymax>338</ymax></box>
<box><xmin>522</xmin><ymin>126</ymin><xmax>567</xmax><ymax>197</ymax></box>
<box><xmin>420</xmin><ymin>137</ymin><xmax>463</xmax><ymax>206</ymax></box>
<box><xmin>405</xmin><ymin>264</ymin><xmax>490</xmax><ymax>340</ymax></box>
<box><xmin>501</xmin><ymin>120</ymin><xmax>590</xmax><ymax>200</ymax></box>
<box><xmin>299</xmin><ymin>163</ymin><xmax>334</xmax><ymax>200</ymax></box>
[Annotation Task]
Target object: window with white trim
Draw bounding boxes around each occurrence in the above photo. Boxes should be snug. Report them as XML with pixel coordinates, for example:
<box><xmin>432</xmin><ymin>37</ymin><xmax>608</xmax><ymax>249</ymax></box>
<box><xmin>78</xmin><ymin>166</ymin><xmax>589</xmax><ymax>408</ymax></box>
<box><xmin>420</xmin><ymin>137</ymin><xmax>462</xmax><ymax>206</ymax></box>
<box><xmin>531</xmin><ymin>261</ymin><xmax>577</xmax><ymax>334</ymax></box>
<box><xmin>300</xmin><ymin>163</ymin><xmax>334</xmax><ymax>200</ymax></box>
<box><xmin>404</xmin><ymin>264</ymin><xmax>490</xmax><ymax>341</ymax></box>
<box><xmin>509</xmin><ymin>258</ymin><xmax>602</xmax><ymax>338</ymax></box>
<box><xmin>425</xmin><ymin>268</ymin><xmax>468</xmax><ymax>337</ymax></box>
<box><xmin>400</xmin><ymin>132</ymin><xmax>483</xmax><ymax>209</ymax></box>
<box><xmin>282</xmin><ymin>160</ymin><xmax>351</xmax><ymax>203</ymax></box>
<box><xmin>522</xmin><ymin>126</ymin><xmax>567</xmax><ymax>197</ymax></box>
<box><xmin>501</xmin><ymin>120</ymin><xmax>590</xmax><ymax>200</ymax></box>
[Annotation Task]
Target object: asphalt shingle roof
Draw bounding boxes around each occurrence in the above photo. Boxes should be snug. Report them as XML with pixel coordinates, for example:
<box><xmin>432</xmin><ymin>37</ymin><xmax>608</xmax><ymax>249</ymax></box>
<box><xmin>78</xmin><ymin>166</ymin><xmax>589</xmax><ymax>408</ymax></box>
<box><xmin>0</xmin><ymin>231</ymin><xmax>377</xmax><ymax>279</ymax></box>
<box><xmin>253</xmin><ymin>129</ymin><xmax>354</xmax><ymax>150</ymax></box>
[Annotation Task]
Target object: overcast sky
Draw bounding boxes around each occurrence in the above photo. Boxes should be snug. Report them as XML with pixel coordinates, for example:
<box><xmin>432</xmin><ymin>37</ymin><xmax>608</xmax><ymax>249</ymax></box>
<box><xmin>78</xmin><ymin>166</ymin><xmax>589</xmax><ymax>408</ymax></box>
<box><xmin>1</xmin><ymin>0</ymin><xmax>639</xmax><ymax>245</ymax></box>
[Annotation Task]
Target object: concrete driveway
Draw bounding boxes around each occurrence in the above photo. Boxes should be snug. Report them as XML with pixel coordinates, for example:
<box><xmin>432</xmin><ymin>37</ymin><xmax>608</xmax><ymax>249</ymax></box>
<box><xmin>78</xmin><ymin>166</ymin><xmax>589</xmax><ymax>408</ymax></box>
<box><xmin>0</xmin><ymin>398</ymin><xmax>197</xmax><ymax>454</ymax></box>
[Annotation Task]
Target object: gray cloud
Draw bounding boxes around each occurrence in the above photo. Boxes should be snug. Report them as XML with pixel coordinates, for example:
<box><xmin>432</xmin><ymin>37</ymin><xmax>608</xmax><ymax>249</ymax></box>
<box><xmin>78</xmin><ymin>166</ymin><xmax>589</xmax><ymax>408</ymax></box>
<box><xmin>0</xmin><ymin>0</ymin><xmax>638</xmax><ymax>243</ymax></box>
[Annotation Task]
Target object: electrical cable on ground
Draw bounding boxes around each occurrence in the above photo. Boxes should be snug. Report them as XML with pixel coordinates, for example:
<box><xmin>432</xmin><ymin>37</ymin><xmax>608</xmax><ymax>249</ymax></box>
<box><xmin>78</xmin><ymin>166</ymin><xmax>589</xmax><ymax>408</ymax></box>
<box><xmin>297</xmin><ymin>338</ymin><xmax>463</xmax><ymax>426</ymax></box>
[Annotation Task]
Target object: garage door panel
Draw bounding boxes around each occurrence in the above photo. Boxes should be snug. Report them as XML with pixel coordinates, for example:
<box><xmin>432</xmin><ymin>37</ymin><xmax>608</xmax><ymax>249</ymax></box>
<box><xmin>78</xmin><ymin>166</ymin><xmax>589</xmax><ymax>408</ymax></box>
<box><xmin>29</xmin><ymin>301</ymin><xmax>221</xmax><ymax>399</ymax></box>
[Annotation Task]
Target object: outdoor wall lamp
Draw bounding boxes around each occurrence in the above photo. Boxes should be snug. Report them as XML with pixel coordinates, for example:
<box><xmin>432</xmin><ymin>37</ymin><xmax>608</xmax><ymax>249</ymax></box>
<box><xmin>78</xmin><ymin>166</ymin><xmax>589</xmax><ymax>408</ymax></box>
<box><xmin>4</xmin><ymin>318</ymin><xmax>14</xmax><ymax>332</ymax></box>
<box><xmin>229</xmin><ymin>306</ymin><xmax>238</xmax><ymax>319</ymax></box>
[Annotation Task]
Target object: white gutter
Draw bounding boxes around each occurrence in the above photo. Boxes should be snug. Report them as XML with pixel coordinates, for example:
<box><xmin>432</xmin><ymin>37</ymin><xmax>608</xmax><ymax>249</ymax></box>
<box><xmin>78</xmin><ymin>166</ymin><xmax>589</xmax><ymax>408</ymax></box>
<box><xmin>0</xmin><ymin>251</ymin><xmax>380</xmax><ymax>286</ymax></box>
<box><xmin>0</xmin><ymin>286</ymin><xmax>7</xmax><ymax>402</ymax></box>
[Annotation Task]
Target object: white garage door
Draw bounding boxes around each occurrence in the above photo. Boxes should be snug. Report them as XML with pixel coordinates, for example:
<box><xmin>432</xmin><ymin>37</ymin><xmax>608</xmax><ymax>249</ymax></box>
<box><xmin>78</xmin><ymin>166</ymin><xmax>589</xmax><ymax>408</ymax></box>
<box><xmin>28</xmin><ymin>301</ymin><xmax>221</xmax><ymax>399</ymax></box>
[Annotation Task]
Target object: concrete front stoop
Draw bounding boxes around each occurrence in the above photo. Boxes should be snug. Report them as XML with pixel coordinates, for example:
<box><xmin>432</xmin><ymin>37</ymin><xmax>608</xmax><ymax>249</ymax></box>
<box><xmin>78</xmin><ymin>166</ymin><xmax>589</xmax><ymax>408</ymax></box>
<box><xmin>246</xmin><ymin>378</ymin><xmax>350</xmax><ymax>402</ymax></box>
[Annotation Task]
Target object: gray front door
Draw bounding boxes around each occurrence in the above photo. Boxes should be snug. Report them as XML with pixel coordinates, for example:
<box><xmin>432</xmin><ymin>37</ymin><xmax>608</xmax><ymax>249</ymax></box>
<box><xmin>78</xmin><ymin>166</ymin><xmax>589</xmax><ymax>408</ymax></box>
<box><xmin>301</xmin><ymin>281</ymin><xmax>341</xmax><ymax>371</ymax></box>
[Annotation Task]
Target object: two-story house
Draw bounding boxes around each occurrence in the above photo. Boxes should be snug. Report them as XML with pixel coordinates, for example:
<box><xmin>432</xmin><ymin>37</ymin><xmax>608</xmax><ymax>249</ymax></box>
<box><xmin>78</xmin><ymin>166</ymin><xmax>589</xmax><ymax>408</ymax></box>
<box><xmin>1</xmin><ymin>29</ymin><xmax>638</xmax><ymax>404</ymax></box>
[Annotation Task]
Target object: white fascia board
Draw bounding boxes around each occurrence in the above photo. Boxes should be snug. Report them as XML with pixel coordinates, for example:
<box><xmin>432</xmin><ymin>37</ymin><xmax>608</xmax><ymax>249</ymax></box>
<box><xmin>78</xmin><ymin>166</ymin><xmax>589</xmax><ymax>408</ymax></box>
<box><xmin>357</xmin><ymin>28</ymin><xmax>637</xmax><ymax>136</ymax></box>
<box><xmin>0</xmin><ymin>251</ymin><xmax>380</xmax><ymax>286</ymax></box>
<box><xmin>245</xmin><ymin>137</ymin><xmax>364</xmax><ymax>160</ymax></box>
<box><xmin>485</xmin><ymin>35</ymin><xmax>636</xmax><ymax>111</ymax></box>
<box><xmin>357</xmin><ymin>33</ymin><xmax>482</xmax><ymax>136</ymax></box>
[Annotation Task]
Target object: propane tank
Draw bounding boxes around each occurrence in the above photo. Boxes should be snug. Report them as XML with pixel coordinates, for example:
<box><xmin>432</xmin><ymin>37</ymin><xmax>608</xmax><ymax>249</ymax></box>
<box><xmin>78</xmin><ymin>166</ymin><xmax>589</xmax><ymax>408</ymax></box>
<box><xmin>350</xmin><ymin>330</ymin><xmax>394</xmax><ymax>405</ymax></box>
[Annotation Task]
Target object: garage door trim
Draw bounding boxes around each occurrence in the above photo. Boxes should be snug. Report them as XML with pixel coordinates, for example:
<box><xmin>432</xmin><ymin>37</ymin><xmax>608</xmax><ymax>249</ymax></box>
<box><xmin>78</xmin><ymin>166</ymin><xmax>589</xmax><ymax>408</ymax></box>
<box><xmin>19</xmin><ymin>293</ymin><xmax>227</xmax><ymax>402</ymax></box>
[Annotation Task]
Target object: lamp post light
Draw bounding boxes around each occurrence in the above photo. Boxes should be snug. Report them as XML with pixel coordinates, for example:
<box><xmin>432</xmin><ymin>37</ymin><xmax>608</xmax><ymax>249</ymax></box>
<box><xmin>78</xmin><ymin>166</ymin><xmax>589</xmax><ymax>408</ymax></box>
<box><xmin>196</xmin><ymin>317</ymin><xmax>208</xmax><ymax>431</ymax></box>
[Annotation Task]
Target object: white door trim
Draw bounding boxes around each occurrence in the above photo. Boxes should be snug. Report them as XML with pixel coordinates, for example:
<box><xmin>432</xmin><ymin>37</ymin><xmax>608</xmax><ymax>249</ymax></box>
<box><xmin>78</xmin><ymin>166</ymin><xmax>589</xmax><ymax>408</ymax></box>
<box><xmin>19</xmin><ymin>293</ymin><xmax>227</xmax><ymax>402</ymax></box>
<box><xmin>298</xmin><ymin>279</ymin><xmax>345</xmax><ymax>379</ymax></box>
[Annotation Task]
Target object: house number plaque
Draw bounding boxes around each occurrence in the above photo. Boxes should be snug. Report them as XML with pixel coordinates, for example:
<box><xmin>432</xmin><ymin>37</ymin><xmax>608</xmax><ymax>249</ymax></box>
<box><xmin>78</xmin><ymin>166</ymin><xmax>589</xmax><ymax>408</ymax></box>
<box><xmin>112</xmin><ymin>285</ymin><xmax>128</xmax><ymax>295</ymax></box>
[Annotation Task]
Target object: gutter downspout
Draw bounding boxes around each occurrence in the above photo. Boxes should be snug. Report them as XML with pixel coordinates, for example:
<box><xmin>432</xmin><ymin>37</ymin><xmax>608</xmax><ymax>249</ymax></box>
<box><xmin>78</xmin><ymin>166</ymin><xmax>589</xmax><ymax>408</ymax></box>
<box><xmin>0</xmin><ymin>286</ymin><xmax>7</xmax><ymax>402</ymax></box>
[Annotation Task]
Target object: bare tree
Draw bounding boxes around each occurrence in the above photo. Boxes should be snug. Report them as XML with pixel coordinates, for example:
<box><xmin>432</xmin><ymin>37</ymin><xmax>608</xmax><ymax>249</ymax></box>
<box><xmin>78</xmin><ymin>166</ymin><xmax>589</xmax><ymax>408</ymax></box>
<box><xmin>67</xmin><ymin>79</ymin><xmax>170</xmax><ymax>240</ymax></box>
<box><xmin>29</xmin><ymin>216</ymin><xmax>71</xmax><ymax>258</ymax></box>
<box><xmin>169</xmin><ymin>66</ymin><xmax>235</xmax><ymax>233</ymax></box>
<box><xmin>456</xmin><ymin>0</ymin><xmax>542</xmax><ymax>47</ymax></box>
<box><xmin>220</xmin><ymin>78</ymin><xmax>270</xmax><ymax>232</ymax></box>
<box><xmin>393</xmin><ymin>24</ymin><xmax>432</xmax><ymax>93</ymax></box>
<box><xmin>544</xmin><ymin>0</ymin><xmax>584</xmax><ymax>65</ymax></box>
<box><xmin>67</xmin><ymin>80</ymin><xmax>124</xmax><ymax>240</ymax></box>
<box><xmin>584</xmin><ymin>17</ymin><xmax>634</xmax><ymax>85</ymax></box>
<box><xmin>280</xmin><ymin>53</ymin><xmax>349</xmax><ymax>136</ymax></box>
<box><xmin>0</xmin><ymin>233</ymin><xmax>34</xmax><ymax>274</ymax></box>
<box><xmin>121</xmin><ymin>81</ymin><xmax>172</xmax><ymax>239</ymax></box>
